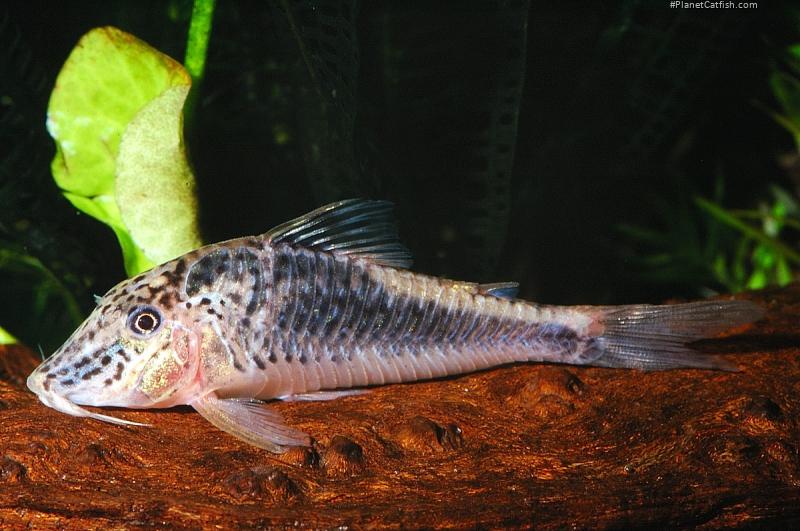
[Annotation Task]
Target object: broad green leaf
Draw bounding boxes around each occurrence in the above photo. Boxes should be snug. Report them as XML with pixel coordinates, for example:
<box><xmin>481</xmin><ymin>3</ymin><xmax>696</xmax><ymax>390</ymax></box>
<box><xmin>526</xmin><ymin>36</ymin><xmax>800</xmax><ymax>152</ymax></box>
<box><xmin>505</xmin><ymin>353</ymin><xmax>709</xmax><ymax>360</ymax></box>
<box><xmin>48</xmin><ymin>27</ymin><xmax>190</xmax><ymax>196</ymax></box>
<box><xmin>116</xmin><ymin>85</ymin><xmax>201</xmax><ymax>264</ymax></box>
<box><xmin>63</xmin><ymin>193</ymin><xmax>155</xmax><ymax>274</ymax></box>
<box><xmin>47</xmin><ymin>26</ymin><xmax>200</xmax><ymax>275</ymax></box>
<box><xmin>0</xmin><ymin>326</ymin><xmax>17</xmax><ymax>345</ymax></box>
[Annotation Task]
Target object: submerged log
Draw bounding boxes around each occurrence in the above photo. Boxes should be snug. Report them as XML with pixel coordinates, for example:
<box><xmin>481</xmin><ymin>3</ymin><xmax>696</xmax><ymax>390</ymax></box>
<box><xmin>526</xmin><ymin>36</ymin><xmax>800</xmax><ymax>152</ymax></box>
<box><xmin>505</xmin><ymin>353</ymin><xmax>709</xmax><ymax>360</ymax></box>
<box><xmin>1</xmin><ymin>287</ymin><xmax>799</xmax><ymax>528</ymax></box>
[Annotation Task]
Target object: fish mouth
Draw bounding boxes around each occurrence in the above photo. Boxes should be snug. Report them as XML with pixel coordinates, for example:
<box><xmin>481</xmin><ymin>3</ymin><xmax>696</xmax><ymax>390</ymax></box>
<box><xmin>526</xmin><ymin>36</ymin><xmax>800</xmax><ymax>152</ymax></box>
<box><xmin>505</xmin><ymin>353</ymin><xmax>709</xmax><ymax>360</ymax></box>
<box><xmin>26</xmin><ymin>372</ymin><xmax>150</xmax><ymax>427</ymax></box>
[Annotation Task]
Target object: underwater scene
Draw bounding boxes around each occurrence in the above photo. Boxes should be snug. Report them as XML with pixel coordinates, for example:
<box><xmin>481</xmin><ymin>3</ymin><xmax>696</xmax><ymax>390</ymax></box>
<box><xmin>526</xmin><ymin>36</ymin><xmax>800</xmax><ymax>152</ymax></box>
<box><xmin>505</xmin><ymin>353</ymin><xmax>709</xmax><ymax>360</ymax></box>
<box><xmin>1</xmin><ymin>1</ymin><xmax>797</xmax><ymax>357</ymax></box>
<box><xmin>4</xmin><ymin>2</ymin><xmax>800</xmax><ymax>529</ymax></box>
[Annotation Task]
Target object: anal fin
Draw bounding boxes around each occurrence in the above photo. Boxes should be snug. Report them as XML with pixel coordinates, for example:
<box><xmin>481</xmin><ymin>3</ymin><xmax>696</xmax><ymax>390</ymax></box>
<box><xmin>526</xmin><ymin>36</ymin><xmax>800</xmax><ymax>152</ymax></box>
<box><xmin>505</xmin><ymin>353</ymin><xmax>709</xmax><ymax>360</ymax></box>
<box><xmin>278</xmin><ymin>389</ymin><xmax>369</xmax><ymax>402</ymax></box>
<box><xmin>191</xmin><ymin>394</ymin><xmax>310</xmax><ymax>453</ymax></box>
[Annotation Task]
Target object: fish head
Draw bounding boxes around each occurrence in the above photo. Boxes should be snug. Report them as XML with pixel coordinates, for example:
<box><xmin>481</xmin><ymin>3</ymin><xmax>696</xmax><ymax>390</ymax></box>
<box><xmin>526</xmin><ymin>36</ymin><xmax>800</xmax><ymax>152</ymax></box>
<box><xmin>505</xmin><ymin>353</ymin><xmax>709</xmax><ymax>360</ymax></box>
<box><xmin>26</xmin><ymin>259</ymin><xmax>203</xmax><ymax>425</ymax></box>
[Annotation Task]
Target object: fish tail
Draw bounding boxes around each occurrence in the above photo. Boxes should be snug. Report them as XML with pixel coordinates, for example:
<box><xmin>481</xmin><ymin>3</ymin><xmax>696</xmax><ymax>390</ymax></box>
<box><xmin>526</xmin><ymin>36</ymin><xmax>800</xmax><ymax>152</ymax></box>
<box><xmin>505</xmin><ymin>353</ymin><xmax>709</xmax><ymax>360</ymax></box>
<box><xmin>583</xmin><ymin>300</ymin><xmax>763</xmax><ymax>370</ymax></box>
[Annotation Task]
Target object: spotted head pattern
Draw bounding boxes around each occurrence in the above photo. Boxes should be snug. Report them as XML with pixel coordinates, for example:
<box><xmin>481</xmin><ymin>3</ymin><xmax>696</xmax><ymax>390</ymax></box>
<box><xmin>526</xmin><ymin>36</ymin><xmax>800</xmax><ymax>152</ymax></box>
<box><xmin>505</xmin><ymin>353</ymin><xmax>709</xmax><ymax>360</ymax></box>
<box><xmin>26</xmin><ymin>235</ymin><xmax>276</xmax><ymax>426</ymax></box>
<box><xmin>26</xmin><ymin>255</ymin><xmax>201</xmax><ymax>423</ymax></box>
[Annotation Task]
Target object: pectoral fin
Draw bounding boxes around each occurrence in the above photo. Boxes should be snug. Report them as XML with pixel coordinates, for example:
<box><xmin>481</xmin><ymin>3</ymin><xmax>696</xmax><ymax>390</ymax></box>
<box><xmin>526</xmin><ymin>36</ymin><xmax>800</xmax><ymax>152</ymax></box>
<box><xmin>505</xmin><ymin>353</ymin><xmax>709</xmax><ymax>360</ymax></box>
<box><xmin>191</xmin><ymin>394</ymin><xmax>310</xmax><ymax>453</ymax></box>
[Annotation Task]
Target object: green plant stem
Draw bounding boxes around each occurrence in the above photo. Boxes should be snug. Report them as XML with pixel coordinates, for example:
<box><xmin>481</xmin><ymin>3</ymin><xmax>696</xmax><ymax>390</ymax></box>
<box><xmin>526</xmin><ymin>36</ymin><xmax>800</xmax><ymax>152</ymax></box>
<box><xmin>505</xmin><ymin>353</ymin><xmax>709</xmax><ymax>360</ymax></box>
<box><xmin>728</xmin><ymin>209</ymin><xmax>800</xmax><ymax>231</ymax></box>
<box><xmin>183</xmin><ymin>0</ymin><xmax>216</xmax><ymax>129</ymax></box>
<box><xmin>694</xmin><ymin>196</ymin><xmax>800</xmax><ymax>265</ymax></box>
<box><xmin>185</xmin><ymin>0</ymin><xmax>215</xmax><ymax>82</ymax></box>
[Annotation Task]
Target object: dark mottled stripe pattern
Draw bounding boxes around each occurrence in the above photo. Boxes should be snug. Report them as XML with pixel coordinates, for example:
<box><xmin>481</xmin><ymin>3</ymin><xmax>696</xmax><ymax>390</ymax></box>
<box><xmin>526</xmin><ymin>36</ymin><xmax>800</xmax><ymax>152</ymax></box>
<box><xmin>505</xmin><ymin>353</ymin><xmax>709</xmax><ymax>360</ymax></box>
<box><xmin>186</xmin><ymin>247</ymin><xmax>265</xmax><ymax>315</ymax></box>
<box><xmin>185</xmin><ymin>244</ymin><xmax>271</xmax><ymax>371</ymax></box>
<box><xmin>264</xmin><ymin>244</ymin><xmax>584</xmax><ymax>378</ymax></box>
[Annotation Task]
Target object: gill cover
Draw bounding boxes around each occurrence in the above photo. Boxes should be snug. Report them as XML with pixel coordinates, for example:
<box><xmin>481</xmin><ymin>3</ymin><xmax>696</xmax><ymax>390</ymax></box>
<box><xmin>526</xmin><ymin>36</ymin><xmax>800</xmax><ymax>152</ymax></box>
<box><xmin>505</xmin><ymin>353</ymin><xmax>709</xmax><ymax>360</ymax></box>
<box><xmin>136</xmin><ymin>324</ymin><xmax>199</xmax><ymax>404</ymax></box>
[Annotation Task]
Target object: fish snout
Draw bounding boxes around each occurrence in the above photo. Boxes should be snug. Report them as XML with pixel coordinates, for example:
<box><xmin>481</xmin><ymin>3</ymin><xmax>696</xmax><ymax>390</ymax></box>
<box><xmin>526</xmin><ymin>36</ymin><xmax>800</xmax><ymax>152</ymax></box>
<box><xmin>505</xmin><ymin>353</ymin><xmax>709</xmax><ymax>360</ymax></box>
<box><xmin>26</xmin><ymin>369</ymin><xmax>47</xmax><ymax>397</ymax></box>
<box><xmin>26</xmin><ymin>364</ymin><xmax>73</xmax><ymax>403</ymax></box>
<box><xmin>25</xmin><ymin>358</ymin><xmax>150</xmax><ymax>427</ymax></box>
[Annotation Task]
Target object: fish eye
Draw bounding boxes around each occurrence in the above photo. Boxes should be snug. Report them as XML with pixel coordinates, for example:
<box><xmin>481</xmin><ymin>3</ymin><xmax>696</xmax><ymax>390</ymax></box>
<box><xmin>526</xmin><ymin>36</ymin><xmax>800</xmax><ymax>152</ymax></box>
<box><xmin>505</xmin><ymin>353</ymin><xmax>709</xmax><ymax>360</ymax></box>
<box><xmin>127</xmin><ymin>306</ymin><xmax>162</xmax><ymax>336</ymax></box>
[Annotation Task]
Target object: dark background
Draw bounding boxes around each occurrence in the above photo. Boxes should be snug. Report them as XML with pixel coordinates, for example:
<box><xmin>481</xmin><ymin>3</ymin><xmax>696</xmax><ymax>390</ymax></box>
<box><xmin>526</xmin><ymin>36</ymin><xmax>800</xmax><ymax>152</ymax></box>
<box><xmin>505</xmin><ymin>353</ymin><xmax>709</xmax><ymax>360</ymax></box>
<box><xmin>1</xmin><ymin>0</ymin><xmax>797</xmax><ymax>350</ymax></box>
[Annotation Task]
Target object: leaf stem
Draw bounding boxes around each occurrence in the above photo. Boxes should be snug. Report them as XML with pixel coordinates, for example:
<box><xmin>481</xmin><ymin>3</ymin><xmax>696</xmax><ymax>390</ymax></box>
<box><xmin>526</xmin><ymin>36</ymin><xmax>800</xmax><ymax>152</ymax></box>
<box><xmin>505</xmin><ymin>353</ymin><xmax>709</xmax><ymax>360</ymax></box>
<box><xmin>183</xmin><ymin>0</ymin><xmax>216</xmax><ymax>128</ymax></box>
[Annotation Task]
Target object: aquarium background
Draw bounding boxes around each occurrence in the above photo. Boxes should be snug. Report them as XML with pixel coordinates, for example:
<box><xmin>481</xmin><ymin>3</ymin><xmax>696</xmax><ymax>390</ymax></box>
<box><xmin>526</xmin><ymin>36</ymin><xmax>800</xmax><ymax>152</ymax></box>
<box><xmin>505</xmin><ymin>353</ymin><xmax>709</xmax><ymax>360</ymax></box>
<box><xmin>1</xmin><ymin>0</ymin><xmax>798</xmax><ymax>352</ymax></box>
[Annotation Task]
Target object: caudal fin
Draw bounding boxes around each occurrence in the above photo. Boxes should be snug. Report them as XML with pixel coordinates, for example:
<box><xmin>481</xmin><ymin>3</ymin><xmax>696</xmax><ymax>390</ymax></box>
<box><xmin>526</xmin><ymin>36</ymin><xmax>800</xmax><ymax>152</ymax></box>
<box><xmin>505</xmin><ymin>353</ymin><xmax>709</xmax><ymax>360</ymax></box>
<box><xmin>589</xmin><ymin>300</ymin><xmax>764</xmax><ymax>370</ymax></box>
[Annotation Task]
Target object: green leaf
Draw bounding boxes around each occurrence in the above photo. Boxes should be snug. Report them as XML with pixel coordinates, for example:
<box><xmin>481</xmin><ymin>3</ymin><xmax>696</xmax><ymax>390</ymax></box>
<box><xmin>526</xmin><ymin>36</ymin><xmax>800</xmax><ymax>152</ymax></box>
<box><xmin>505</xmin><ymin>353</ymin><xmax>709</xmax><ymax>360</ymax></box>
<box><xmin>694</xmin><ymin>196</ymin><xmax>800</xmax><ymax>265</ymax></box>
<box><xmin>713</xmin><ymin>253</ymin><xmax>730</xmax><ymax>288</ymax></box>
<box><xmin>62</xmin><ymin>193</ymin><xmax>155</xmax><ymax>274</ymax></box>
<box><xmin>788</xmin><ymin>44</ymin><xmax>800</xmax><ymax>76</ymax></box>
<box><xmin>771</xmin><ymin>185</ymin><xmax>800</xmax><ymax>216</ymax></box>
<box><xmin>746</xmin><ymin>268</ymin><xmax>767</xmax><ymax>290</ymax></box>
<box><xmin>116</xmin><ymin>85</ymin><xmax>200</xmax><ymax>264</ymax></box>
<box><xmin>776</xmin><ymin>256</ymin><xmax>793</xmax><ymax>286</ymax></box>
<box><xmin>47</xmin><ymin>27</ymin><xmax>201</xmax><ymax>275</ymax></box>
<box><xmin>0</xmin><ymin>326</ymin><xmax>17</xmax><ymax>345</ymax></box>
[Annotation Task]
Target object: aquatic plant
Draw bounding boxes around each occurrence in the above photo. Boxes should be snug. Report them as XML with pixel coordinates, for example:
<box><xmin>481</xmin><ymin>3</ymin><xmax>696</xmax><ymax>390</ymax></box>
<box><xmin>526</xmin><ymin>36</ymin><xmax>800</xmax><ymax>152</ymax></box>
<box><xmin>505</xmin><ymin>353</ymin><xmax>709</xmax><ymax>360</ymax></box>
<box><xmin>0</xmin><ymin>1</ymin><xmax>793</xmax><ymax>350</ymax></box>
<box><xmin>47</xmin><ymin>26</ymin><xmax>204</xmax><ymax>275</ymax></box>
<box><xmin>622</xmin><ymin>36</ymin><xmax>800</xmax><ymax>295</ymax></box>
<box><xmin>0</xmin><ymin>1</ymin><xmax>215</xmax><ymax>348</ymax></box>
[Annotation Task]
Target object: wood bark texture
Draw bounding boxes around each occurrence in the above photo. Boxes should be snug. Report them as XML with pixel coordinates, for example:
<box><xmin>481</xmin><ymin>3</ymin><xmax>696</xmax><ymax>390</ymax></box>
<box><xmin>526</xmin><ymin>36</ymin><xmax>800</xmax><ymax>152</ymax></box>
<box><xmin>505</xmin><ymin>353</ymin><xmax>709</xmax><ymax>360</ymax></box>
<box><xmin>0</xmin><ymin>287</ymin><xmax>799</xmax><ymax>529</ymax></box>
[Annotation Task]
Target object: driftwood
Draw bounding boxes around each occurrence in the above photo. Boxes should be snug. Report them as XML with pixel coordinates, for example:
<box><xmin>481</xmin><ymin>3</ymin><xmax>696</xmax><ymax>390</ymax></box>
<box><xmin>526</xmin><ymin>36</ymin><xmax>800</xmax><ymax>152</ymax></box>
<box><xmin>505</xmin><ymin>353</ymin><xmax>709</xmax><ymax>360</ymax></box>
<box><xmin>1</xmin><ymin>286</ymin><xmax>799</xmax><ymax>529</ymax></box>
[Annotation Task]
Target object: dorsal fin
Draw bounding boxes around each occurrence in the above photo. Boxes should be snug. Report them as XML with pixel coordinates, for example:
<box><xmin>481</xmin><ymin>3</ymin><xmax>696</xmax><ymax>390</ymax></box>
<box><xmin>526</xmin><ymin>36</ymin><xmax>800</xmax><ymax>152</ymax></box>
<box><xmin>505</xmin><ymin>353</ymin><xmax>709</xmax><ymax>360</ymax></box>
<box><xmin>264</xmin><ymin>199</ymin><xmax>413</xmax><ymax>269</ymax></box>
<box><xmin>478</xmin><ymin>282</ymin><xmax>519</xmax><ymax>299</ymax></box>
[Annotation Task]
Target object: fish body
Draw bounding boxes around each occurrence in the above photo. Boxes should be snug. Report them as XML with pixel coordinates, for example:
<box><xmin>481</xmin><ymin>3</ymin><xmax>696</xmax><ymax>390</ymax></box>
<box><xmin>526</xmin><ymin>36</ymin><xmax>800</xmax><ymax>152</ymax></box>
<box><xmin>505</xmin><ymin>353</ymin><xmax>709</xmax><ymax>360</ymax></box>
<box><xmin>27</xmin><ymin>200</ymin><xmax>764</xmax><ymax>452</ymax></box>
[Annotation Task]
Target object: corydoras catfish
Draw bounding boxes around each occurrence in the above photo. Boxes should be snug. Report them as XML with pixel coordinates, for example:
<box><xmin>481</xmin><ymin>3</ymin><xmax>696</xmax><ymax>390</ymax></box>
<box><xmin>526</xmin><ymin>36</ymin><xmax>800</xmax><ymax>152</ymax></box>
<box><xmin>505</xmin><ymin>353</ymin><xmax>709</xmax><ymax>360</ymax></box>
<box><xmin>27</xmin><ymin>200</ymin><xmax>764</xmax><ymax>452</ymax></box>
